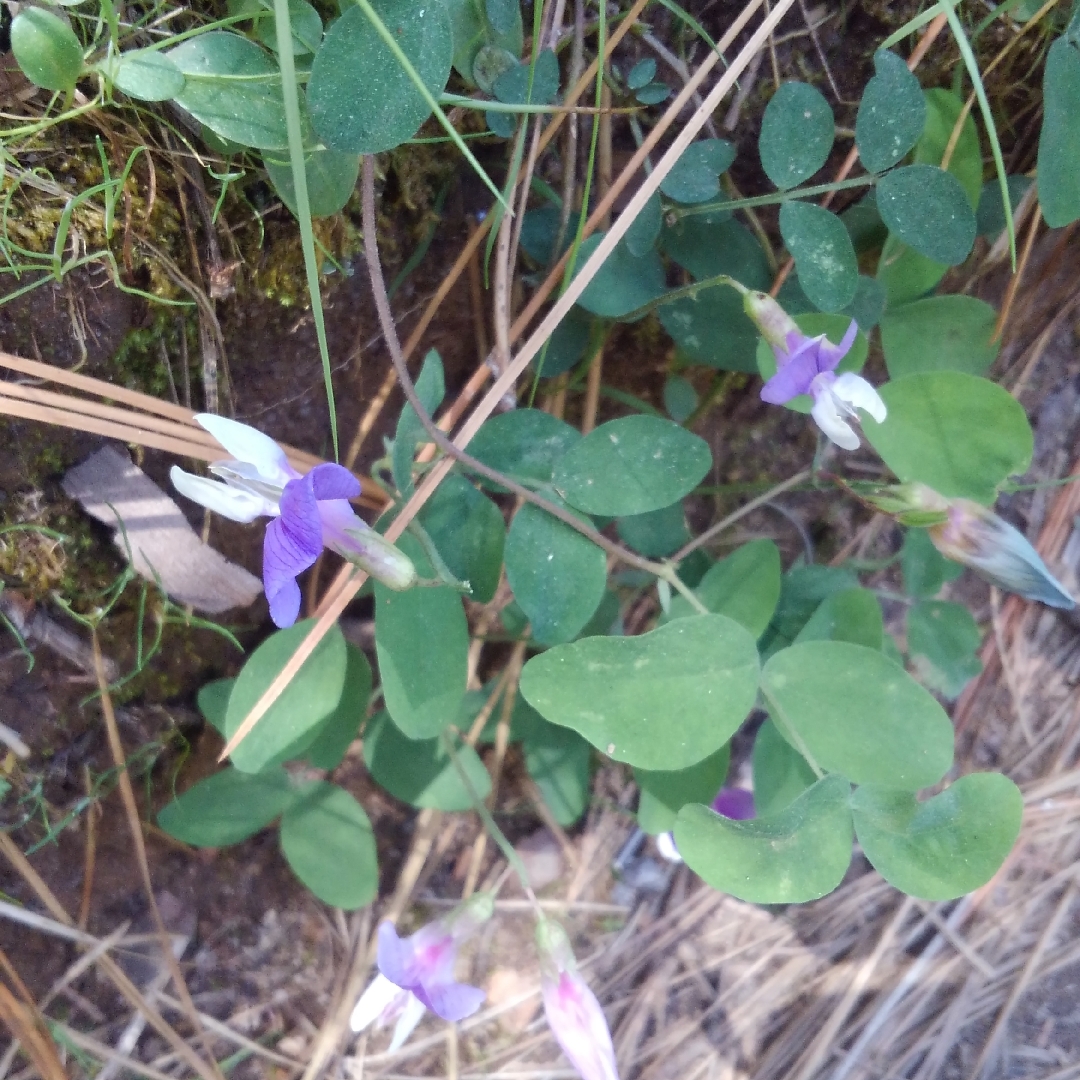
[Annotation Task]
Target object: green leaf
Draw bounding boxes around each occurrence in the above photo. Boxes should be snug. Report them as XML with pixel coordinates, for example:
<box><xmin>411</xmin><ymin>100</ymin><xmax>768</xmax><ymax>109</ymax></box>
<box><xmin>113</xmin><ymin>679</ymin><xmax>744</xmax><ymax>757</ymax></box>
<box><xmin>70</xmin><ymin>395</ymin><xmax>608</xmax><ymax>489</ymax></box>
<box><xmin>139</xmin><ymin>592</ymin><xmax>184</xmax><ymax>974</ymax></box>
<box><xmin>552</xmin><ymin>416</ymin><xmax>712</xmax><ymax>517</ymax></box>
<box><xmin>635</xmin><ymin>744</ymin><xmax>730</xmax><ymax>835</ymax></box>
<box><xmin>420</xmin><ymin>472</ymin><xmax>505</xmax><ymax>603</ymax></box>
<box><xmin>303</xmin><ymin>644</ymin><xmax>371</xmax><ymax>769</ymax></box>
<box><xmin>518</xmin><ymin>708</ymin><xmax>593</xmax><ymax>826</ymax></box>
<box><xmin>917</xmin><ymin>88</ymin><xmax>983</xmax><ymax>208</ymax></box>
<box><xmin>308</xmin><ymin>0</ymin><xmax>453</xmax><ymax>154</ymax></box>
<box><xmin>627</xmin><ymin>58</ymin><xmax>656</xmax><ymax>90</ymax></box>
<box><xmin>880</xmin><ymin>295</ymin><xmax>999</xmax><ymax>378</ymax></box>
<box><xmin>977</xmin><ymin>176</ymin><xmax>1033</xmax><ymax>237</ymax></box>
<box><xmin>851</xmin><ymin>774</ymin><xmax>1022</xmax><ymax>900</ymax></box>
<box><xmin>752</xmin><ymin>718</ymin><xmax>817</xmax><ymax>818</ymax></box>
<box><xmin>264</xmin><ymin>148</ymin><xmax>359</xmax><ymax>218</ymax></box>
<box><xmin>906</xmin><ymin>600</ymin><xmax>983</xmax><ymax>699</ymax></box>
<box><xmin>1038</xmin><ymin>37</ymin><xmax>1080</xmax><ymax>227</ymax></box>
<box><xmin>663</xmin><ymin>375</ymin><xmax>699</xmax><ymax>423</ymax></box>
<box><xmin>519</xmin><ymin>614</ymin><xmax>760</xmax><ymax>770</ymax></box>
<box><xmin>504</xmin><ymin>499</ymin><xmax>606</xmax><ymax>645</ymax></box>
<box><xmin>660</xmin><ymin>139</ymin><xmax>736</xmax><ymax>205</ymax></box>
<box><xmin>257</xmin><ymin>0</ymin><xmax>322</xmax><ymax>54</ymax></box>
<box><xmin>761</xmin><ymin>640</ymin><xmax>955</xmax><ymax>789</ymax></box>
<box><xmin>855</xmin><ymin>49</ymin><xmax>926</xmax><ymax>173</ymax></box>
<box><xmin>467</xmin><ymin>408</ymin><xmax>581</xmax><ymax>489</ymax></box>
<box><xmin>393</xmin><ymin>349</ymin><xmax>445</xmax><ymax>497</ymax></box>
<box><xmin>755</xmin><ymin>313</ymin><xmax>868</xmax><ymax>413</ymax></box>
<box><xmin>759</xmin><ymin>565</ymin><xmax>859</xmax><ymax>657</ymax></box>
<box><xmin>758</xmin><ymin>81</ymin><xmax>834</xmax><ymax>190</ymax></box>
<box><xmin>168</xmin><ymin>32</ymin><xmax>288</xmax><ymax>149</ymax></box>
<box><xmin>661</xmin><ymin>215</ymin><xmax>769</xmax><ymax>285</ymax></box>
<box><xmin>493</xmin><ymin>48</ymin><xmax>559</xmax><ymax>106</ymax></box>
<box><xmin>535</xmin><ymin>309</ymin><xmax>593</xmax><ymax>378</ymax></box>
<box><xmin>224</xmin><ymin>620</ymin><xmax>348</xmax><ymax>773</ymax></box>
<box><xmin>674</xmin><ymin>776</ymin><xmax>853</xmax><ymax>903</ymax></box>
<box><xmin>901</xmin><ymin>527</ymin><xmax>963</xmax><ymax>598</ymax></box>
<box><xmin>877</xmin><ymin>235</ymin><xmax>948</xmax><ymax>306</ymax></box>
<box><xmin>616</xmin><ymin>501</ymin><xmax>689</xmax><ymax>558</ymax></box>
<box><xmin>573</xmin><ymin>234</ymin><xmax>666</xmax><ymax>319</ymax></box>
<box><xmin>112</xmin><ymin>49</ymin><xmax>185</xmax><ymax>101</ymax></box>
<box><xmin>363</xmin><ymin>711</ymin><xmax>491</xmax><ymax>810</ymax></box>
<box><xmin>375</xmin><ymin>534</ymin><xmax>469</xmax><ymax>739</ymax></box>
<box><xmin>876</xmin><ymin>165</ymin><xmax>977</xmax><ymax>266</ymax></box>
<box><xmin>666</xmin><ymin>539</ymin><xmax>782</xmax><ymax>638</ymax></box>
<box><xmin>11</xmin><ymin>8</ymin><xmax>83</xmax><ymax>92</ymax></box>
<box><xmin>279</xmin><ymin>781</ymin><xmax>378</xmax><ymax>908</ymax></box>
<box><xmin>158</xmin><ymin>767</ymin><xmax>295</xmax><ymax>847</ymax></box>
<box><xmin>198</xmin><ymin>677</ymin><xmax>234</xmax><ymax>735</ymax></box>
<box><xmin>624</xmin><ymin>193</ymin><xmax>662</xmax><ymax>258</ymax></box>
<box><xmin>661</xmin><ymin>290</ymin><xmax>761</xmax><ymax>372</ymax></box>
<box><xmin>864</xmin><ymin>372</ymin><xmax>1033</xmax><ymax>503</ymax></box>
<box><xmin>845</xmin><ymin>274</ymin><xmax>888</xmax><ymax>330</ymax></box>
<box><xmin>778</xmin><ymin>202</ymin><xmax>858</xmax><ymax>313</ymax></box>
<box><xmin>793</xmin><ymin>588</ymin><xmax>883</xmax><ymax>650</ymax></box>
<box><xmin>445</xmin><ymin>0</ymin><xmax>520</xmax><ymax>83</ymax></box>
<box><xmin>635</xmin><ymin>82</ymin><xmax>670</xmax><ymax>106</ymax></box>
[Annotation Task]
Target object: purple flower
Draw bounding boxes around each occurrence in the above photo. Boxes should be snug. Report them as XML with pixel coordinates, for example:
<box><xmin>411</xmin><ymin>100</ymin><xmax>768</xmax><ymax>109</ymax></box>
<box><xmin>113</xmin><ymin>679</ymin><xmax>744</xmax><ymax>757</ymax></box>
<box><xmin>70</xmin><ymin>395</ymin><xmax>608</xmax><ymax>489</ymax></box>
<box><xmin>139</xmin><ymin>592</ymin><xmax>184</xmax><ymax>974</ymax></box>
<box><xmin>744</xmin><ymin>291</ymin><xmax>886</xmax><ymax>451</ymax></box>
<box><xmin>537</xmin><ymin>920</ymin><xmax>620</xmax><ymax>1080</ymax></box>
<box><xmin>710</xmin><ymin>786</ymin><xmax>755</xmax><ymax>820</ymax></box>
<box><xmin>171</xmin><ymin>415</ymin><xmax>415</xmax><ymax>628</ymax></box>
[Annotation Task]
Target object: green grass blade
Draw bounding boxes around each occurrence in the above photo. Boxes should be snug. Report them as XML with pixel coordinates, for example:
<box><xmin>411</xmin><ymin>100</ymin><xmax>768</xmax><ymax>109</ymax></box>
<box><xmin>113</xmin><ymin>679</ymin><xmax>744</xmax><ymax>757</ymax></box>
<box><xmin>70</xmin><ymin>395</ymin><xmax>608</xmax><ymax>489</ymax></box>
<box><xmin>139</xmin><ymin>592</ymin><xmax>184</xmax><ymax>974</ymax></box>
<box><xmin>880</xmin><ymin>3</ymin><xmax>945</xmax><ymax>50</ymax></box>
<box><xmin>940</xmin><ymin>0</ymin><xmax>1017</xmax><ymax>267</ymax></box>
<box><xmin>272</xmin><ymin>0</ymin><xmax>339</xmax><ymax>459</ymax></box>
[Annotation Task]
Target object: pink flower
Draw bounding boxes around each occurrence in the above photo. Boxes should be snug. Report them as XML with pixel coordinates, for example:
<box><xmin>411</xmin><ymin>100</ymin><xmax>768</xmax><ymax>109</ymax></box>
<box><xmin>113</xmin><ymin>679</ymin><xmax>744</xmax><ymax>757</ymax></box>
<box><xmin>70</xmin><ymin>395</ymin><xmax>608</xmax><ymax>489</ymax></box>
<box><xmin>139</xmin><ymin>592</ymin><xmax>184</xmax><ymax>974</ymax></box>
<box><xmin>537</xmin><ymin>920</ymin><xmax>620</xmax><ymax>1080</ymax></box>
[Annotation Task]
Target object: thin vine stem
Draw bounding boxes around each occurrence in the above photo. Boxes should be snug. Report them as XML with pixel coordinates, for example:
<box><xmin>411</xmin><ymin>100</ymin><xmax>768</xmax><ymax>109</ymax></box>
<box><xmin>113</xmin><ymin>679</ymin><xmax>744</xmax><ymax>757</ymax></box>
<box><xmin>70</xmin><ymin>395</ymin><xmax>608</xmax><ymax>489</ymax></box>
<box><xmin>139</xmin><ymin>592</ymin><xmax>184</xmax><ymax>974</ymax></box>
<box><xmin>359</xmin><ymin>155</ymin><xmax>708</xmax><ymax>616</ymax></box>
<box><xmin>667</xmin><ymin>174</ymin><xmax>876</xmax><ymax>221</ymax></box>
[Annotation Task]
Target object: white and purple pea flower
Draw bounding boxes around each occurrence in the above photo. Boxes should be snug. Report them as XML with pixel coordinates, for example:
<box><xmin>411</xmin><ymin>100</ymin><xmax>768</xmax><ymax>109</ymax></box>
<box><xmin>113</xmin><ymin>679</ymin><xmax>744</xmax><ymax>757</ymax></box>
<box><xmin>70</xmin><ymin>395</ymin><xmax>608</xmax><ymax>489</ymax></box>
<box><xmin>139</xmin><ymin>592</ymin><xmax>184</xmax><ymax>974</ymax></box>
<box><xmin>349</xmin><ymin>896</ymin><xmax>492</xmax><ymax>1051</ymax></box>
<box><xmin>170</xmin><ymin>415</ymin><xmax>415</xmax><ymax>628</ymax></box>
<box><xmin>745</xmin><ymin>290</ymin><xmax>886</xmax><ymax>451</ymax></box>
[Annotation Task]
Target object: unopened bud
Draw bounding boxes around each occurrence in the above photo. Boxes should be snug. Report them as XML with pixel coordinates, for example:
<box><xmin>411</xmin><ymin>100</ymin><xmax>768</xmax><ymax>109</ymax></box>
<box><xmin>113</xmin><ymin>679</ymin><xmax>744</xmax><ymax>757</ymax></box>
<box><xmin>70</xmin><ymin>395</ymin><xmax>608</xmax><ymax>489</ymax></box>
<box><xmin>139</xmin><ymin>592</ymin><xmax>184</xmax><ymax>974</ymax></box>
<box><xmin>743</xmin><ymin>290</ymin><xmax>801</xmax><ymax>353</ymax></box>
<box><xmin>339</xmin><ymin>526</ymin><xmax>417</xmax><ymax>590</ymax></box>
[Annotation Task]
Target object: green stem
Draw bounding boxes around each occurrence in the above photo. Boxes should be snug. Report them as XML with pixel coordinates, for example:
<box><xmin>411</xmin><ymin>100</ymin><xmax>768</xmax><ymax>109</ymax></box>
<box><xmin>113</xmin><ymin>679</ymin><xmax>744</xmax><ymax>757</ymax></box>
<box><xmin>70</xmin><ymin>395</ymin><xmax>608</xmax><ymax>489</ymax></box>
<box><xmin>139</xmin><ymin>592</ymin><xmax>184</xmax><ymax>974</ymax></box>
<box><xmin>667</xmin><ymin>175</ymin><xmax>876</xmax><ymax>221</ymax></box>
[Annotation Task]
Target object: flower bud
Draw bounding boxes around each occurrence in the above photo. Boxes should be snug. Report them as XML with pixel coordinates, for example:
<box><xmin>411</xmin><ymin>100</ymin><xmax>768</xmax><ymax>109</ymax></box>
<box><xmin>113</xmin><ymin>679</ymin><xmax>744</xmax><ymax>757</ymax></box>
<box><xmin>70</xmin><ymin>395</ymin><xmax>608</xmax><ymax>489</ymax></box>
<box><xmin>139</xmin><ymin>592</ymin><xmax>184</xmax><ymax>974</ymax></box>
<box><xmin>847</xmin><ymin>482</ymin><xmax>951</xmax><ymax>527</ymax></box>
<box><xmin>339</xmin><ymin>525</ymin><xmax>418</xmax><ymax>590</ymax></box>
<box><xmin>929</xmin><ymin>498</ymin><xmax>1075</xmax><ymax>609</ymax></box>
<box><xmin>743</xmin><ymin>290</ymin><xmax>801</xmax><ymax>353</ymax></box>
<box><xmin>536</xmin><ymin>920</ymin><xmax>620</xmax><ymax>1080</ymax></box>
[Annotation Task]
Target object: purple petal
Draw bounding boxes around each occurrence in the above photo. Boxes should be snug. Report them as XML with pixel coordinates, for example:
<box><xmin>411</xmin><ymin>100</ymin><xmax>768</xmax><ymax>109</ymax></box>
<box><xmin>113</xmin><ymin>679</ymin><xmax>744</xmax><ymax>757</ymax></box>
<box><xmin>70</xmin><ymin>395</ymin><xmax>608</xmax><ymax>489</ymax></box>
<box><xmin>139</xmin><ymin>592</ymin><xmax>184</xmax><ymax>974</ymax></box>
<box><xmin>261</xmin><ymin>477</ymin><xmax>324</xmax><ymax>628</ymax></box>
<box><xmin>761</xmin><ymin>347</ymin><xmax>823</xmax><ymax>404</ymax></box>
<box><xmin>418</xmin><ymin>980</ymin><xmax>486</xmax><ymax>1022</ymax></box>
<box><xmin>377</xmin><ymin>922</ymin><xmax>417</xmax><ymax>988</ymax></box>
<box><xmin>308</xmin><ymin>463</ymin><xmax>362</xmax><ymax>502</ymax></box>
<box><xmin>711</xmin><ymin>787</ymin><xmax>755</xmax><ymax>820</ymax></box>
<box><xmin>815</xmin><ymin>319</ymin><xmax>858</xmax><ymax>372</ymax></box>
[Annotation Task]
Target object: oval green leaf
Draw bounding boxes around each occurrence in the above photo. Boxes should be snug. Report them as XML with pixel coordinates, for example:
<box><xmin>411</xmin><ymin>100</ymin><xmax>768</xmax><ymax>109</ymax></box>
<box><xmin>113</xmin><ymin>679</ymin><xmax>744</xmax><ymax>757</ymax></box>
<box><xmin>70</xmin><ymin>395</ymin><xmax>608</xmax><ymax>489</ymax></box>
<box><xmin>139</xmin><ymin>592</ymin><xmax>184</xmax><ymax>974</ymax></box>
<box><xmin>877</xmin><ymin>235</ymin><xmax>947</xmax><ymax>307</ymax></box>
<box><xmin>778</xmin><ymin>201</ymin><xmax>858</xmax><ymax>313</ymax></box>
<box><xmin>635</xmin><ymin>744</ymin><xmax>730</xmax><ymax>835</ymax></box>
<box><xmin>751</xmin><ymin>718</ymin><xmax>817</xmax><ymax>818</ymax></box>
<box><xmin>660</xmin><ymin>139</ymin><xmax>736</xmax><ymax>205</ymax></box>
<box><xmin>917</xmin><ymin>88</ymin><xmax>983</xmax><ymax>208</ymax></box>
<box><xmin>11</xmin><ymin>8</ymin><xmax>83</xmax><ymax>92</ymax></box>
<box><xmin>880</xmin><ymin>295</ymin><xmax>999</xmax><ymax>378</ymax></box>
<box><xmin>375</xmin><ymin>534</ymin><xmax>469</xmax><ymax>739</ymax></box>
<box><xmin>553</xmin><ymin>415</ymin><xmax>712</xmax><ymax>517</ymax></box>
<box><xmin>308</xmin><ymin>0</ymin><xmax>453</xmax><ymax>154</ymax></box>
<box><xmin>113</xmin><ymin>49</ymin><xmax>185</xmax><ymax>101</ymax></box>
<box><xmin>256</xmin><ymin>0</ymin><xmax>322</xmax><ymax>55</ymax></box>
<box><xmin>573</xmin><ymin>234</ymin><xmax>666</xmax><ymax>319</ymax></box>
<box><xmin>758</xmin><ymin>81</ymin><xmax>834</xmax><ymax>190</ymax></box>
<box><xmin>906</xmin><ymin>600</ymin><xmax>982</xmax><ymax>700</ymax></box>
<box><xmin>303</xmin><ymin>644</ymin><xmax>372</xmax><ymax>769</ymax></box>
<box><xmin>666</xmin><ymin>538</ymin><xmax>781</xmax><ymax>638</ymax></box>
<box><xmin>279</xmin><ymin>781</ymin><xmax>377</xmax><ymax>909</ymax></box>
<box><xmin>761</xmin><ymin>640</ymin><xmax>954</xmax><ymax>789</ymax></box>
<box><xmin>224</xmin><ymin>620</ymin><xmax>348</xmax><ymax>773</ymax></box>
<box><xmin>504</xmin><ymin>499</ymin><xmax>606</xmax><ymax>646</ymax></box>
<box><xmin>363</xmin><ymin>711</ymin><xmax>491</xmax><ymax>811</ymax></box>
<box><xmin>876</xmin><ymin>165</ymin><xmax>977</xmax><ymax>266</ymax></box>
<box><xmin>158</xmin><ymin>766</ymin><xmax>295</xmax><ymax>847</ymax></box>
<box><xmin>674</xmin><ymin>775</ymin><xmax>853</xmax><ymax>903</ymax></box>
<box><xmin>1038</xmin><ymin>37</ymin><xmax>1080</xmax><ymax>227</ymax></box>
<box><xmin>264</xmin><ymin>148</ymin><xmax>360</xmax><ymax>218</ymax></box>
<box><xmin>855</xmin><ymin>49</ymin><xmax>926</xmax><ymax>173</ymax></box>
<box><xmin>168</xmin><ymin>32</ymin><xmax>288</xmax><ymax>149</ymax></box>
<box><xmin>864</xmin><ymin>372</ymin><xmax>1033</xmax><ymax>503</ymax></box>
<box><xmin>793</xmin><ymin>587</ymin><xmax>884</xmax><ymax>650</ymax></box>
<box><xmin>851</xmin><ymin>774</ymin><xmax>1022</xmax><ymax>900</ymax></box>
<box><xmin>519</xmin><ymin>614</ymin><xmax>760</xmax><ymax>771</ymax></box>
<box><xmin>518</xmin><ymin>708</ymin><xmax>593</xmax><ymax>827</ymax></box>
<box><xmin>468</xmin><ymin>408</ymin><xmax>581</xmax><ymax>489</ymax></box>
<box><xmin>616</xmin><ymin>501</ymin><xmax>689</xmax><ymax>558</ymax></box>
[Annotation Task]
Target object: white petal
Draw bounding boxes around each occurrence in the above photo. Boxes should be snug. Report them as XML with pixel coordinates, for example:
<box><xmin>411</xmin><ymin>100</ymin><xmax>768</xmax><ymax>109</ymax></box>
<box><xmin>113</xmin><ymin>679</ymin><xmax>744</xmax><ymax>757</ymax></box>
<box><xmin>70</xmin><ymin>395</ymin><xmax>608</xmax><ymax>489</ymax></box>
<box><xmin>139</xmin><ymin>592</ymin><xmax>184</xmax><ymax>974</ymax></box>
<box><xmin>169</xmin><ymin>466</ymin><xmax>268</xmax><ymax>523</ymax></box>
<box><xmin>388</xmin><ymin>993</ymin><xmax>427</xmax><ymax>1051</ymax></box>
<box><xmin>349</xmin><ymin>975</ymin><xmax>406</xmax><ymax>1034</ymax></box>
<box><xmin>655</xmin><ymin>832</ymin><xmax>683</xmax><ymax>864</ymax></box>
<box><xmin>811</xmin><ymin>393</ymin><xmax>860</xmax><ymax>451</ymax></box>
<box><xmin>195</xmin><ymin>414</ymin><xmax>295</xmax><ymax>485</ymax></box>
<box><xmin>831</xmin><ymin>373</ymin><xmax>887</xmax><ymax>423</ymax></box>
